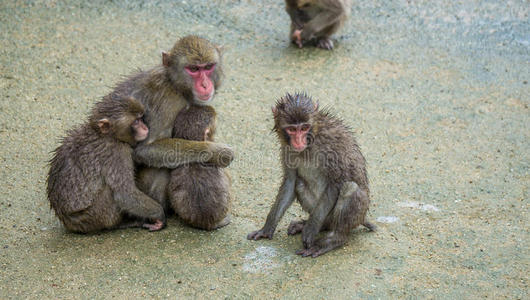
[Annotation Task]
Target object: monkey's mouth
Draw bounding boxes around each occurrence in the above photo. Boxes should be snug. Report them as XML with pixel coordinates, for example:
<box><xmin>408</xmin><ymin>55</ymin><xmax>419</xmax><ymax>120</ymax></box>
<box><xmin>291</xmin><ymin>141</ymin><xmax>307</xmax><ymax>152</ymax></box>
<box><xmin>195</xmin><ymin>91</ymin><xmax>214</xmax><ymax>102</ymax></box>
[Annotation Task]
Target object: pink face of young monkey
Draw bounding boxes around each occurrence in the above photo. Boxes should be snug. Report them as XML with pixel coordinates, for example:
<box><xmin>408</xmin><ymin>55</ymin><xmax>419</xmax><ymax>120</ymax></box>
<box><xmin>283</xmin><ymin>123</ymin><xmax>311</xmax><ymax>152</ymax></box>
<box><xmin>131</xmin><ymin>117</ymin><xmax>149</xmax><ymax>142</ymax></box>
<box><xmin>185</xmin><ymin>63</ymin><xmax>216</xmax><ymax>103</ymax></box>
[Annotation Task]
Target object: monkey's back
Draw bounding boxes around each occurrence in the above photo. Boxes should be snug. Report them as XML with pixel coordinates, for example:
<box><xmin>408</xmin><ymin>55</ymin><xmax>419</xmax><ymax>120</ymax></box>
<box><xmin>168</xmin><ymin>164</ymin><xmax>230</xmax><ymax>230</ymax></box>
<box><xmin>47</xmin><ymin>125</ymin><xmax>126</xmax><ymax>232</ymax></box>
<box><xmin>310</xmin><ymin>111</ymin><xmax>369</xmax><ymax>191</ymax></box>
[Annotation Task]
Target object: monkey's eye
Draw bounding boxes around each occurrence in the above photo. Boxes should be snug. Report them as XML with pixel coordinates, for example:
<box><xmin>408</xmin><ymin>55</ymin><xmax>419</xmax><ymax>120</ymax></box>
<box><xmin>285</xmin><ymin>127</ymin><xmax>297</xmax><ymax>134</ymax></box>
<box><xmin>133</xmin><ymin>119</ymin><xmax>140</xmax><ymax>125</ymax></box>
<box><xmin>300</xmin><ymin>124</ymin><xmax>310</xmax><ymax>131</ymax></box>
<box><xmin>186</xmin><ymin>65</ymin><xmax>199</xmax><ymax>73</ymax></box>
<box><xmin>204</xmin><ymin>63</ymin><xmax>215</xmax><ymax>70</ymax></box>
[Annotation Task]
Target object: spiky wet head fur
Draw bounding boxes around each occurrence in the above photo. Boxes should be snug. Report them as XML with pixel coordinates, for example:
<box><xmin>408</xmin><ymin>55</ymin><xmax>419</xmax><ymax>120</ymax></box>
<box><xmin>273</xmin><ymin>92</ymin><xmax>318</xmax><ymax>142</ymax></box>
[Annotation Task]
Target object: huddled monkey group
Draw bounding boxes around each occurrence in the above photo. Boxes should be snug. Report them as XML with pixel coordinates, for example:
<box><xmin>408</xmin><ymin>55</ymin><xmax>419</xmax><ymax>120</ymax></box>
<box><xmin>47</xmin><ymin>0</ymin><xmax>371</xmax><ymax>258</ymax></box>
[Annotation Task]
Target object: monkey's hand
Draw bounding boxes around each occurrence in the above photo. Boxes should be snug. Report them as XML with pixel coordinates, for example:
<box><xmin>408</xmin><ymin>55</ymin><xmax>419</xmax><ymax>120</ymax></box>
<box><xmin>207</xmin><ymin>142</ymin><xmax>234</xmax><ymax>168</ymax></box>
<box><xmin>142</xmin><ymin>219</ymin><xmax>165</xmax><ymax>232</ymax></box>
<box><xmin>247</xmin><ymin>228</ymin><xmax>274</xmax><ymax>240</ymax></box>
<box><xmin>300</xmin><ymin>225</ymin><xmax>316</xmax><ymax>249</ymax></box>
<box><xmin>292</xmin><ymin>29</ymin><xmax>303</xmax><ymax>48</ymax></box>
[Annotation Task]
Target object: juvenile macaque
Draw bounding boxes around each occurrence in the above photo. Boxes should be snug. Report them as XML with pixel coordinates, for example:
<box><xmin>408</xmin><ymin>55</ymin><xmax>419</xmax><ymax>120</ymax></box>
<box><xmin>247</xmin><ymin>93</ymin><xmax>374</xmax><ymax>257</ymax></box>
<box><xmin>286</xmin><ymin>0</ymin><xmax>352</xmax><ymax>50</ymax></box>
<box><xmin>47</xmin><ymin>97</ymin><xmax>165</xmax><ymax>233</ymax></box>
<box><xmin>168</xmin><ymin>105</ymin><xmax>231</xmax><ymax>230</ymax></box>
<box><xmin>105</xmin><ymin>35</ymin><xmax>234</xmax><ymax>213</ymax></box>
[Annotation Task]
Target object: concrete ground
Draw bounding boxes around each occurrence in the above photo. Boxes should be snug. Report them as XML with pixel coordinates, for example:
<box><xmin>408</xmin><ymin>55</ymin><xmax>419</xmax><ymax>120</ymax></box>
<box><xmin>0</xmin><ymin>0</ymin><xmax>528</xmax><ymax>298</ymax></box>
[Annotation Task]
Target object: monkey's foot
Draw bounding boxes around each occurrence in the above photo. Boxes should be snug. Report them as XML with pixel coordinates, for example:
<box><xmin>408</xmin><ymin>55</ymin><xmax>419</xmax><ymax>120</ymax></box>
<box><xmin>213</xmin><ymin>215</ymin><xmax>231</xmax><ymax>230</ymax></box>
<box><xmin>247</xmin><ymin>228</ymin><xmax>274</xmax><ymax>240</ymax></box>
<box><xmin>287</xmin><ymin>220</ymin><xmax>306</xmax><ymax>235</ymax></box>
<box><xmin>296</xmin><ymin>233</ymin><xmax>345</xmax><ymax>257</ymax></box>
<box><xmin>363</xmin><ymin>221</ymin><xmax>376</xmax><ymax>232</ymax></box>
<box><xmin>142</xmin><ymin>220</ymin><xmax>165</xmax><ymax>231</ymax></box>
<box><xmin>316</xmin><ymin>38</ymin><xmax>334</xmax><ymax>50</ymax></box>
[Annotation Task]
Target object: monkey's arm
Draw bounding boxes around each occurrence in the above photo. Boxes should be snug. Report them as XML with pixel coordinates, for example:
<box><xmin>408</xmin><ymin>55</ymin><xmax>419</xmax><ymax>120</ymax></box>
<box><xmin>300</xmin><ymin>184</ymin><xmax>339</xmax><ymax>248</ymax></box>
<box><xmin>134</xmin><ymin>138</ymin><xmax>234</xmax><ymax>169</ymax></box>
<box><xmin>247</xmin><ymin>168</ymin><xmax>297</xmax><ymax>240</ymax></box>
<box><xmin>301</xmin><ymin>1</ymin><xmax>346</xmax><ymax>40</ymax></box>
<box><xmin>287</xmin><ymin>8</ymin><xmax>305</xmax><ymax>29</ymax></box>
<box><xmin>113</xmin><ymin>188</ymin><xmax>166</xmax><ymax>225</ymax></box>
<box><xmin>105</xmin><ymin>147</ymin><xmax>166</xmax><ymax>226</ymax></box>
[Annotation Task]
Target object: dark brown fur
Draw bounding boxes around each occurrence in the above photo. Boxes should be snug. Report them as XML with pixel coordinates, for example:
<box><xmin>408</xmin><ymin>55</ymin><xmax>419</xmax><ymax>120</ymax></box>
<box><xmin>169</xmin><ymin>105</ymin><xmax>231</xmax><ymax>230</ymax></box>
<box><xmin>47</xmin><ymin>97</ymin><xmax>165</xmax><ymax>233</ymax></box>
<box><xmin>286</xmin><ymin>0</ymin><xmax>351</xmax><ymax>50</ymax></box>
<box><xmin>103</xmin><ymin>36</ymin><xmax>233</xmax><ymax>215</ymax></box>
<box><xmin>248</xmin><ymin>92</ymin><xmax>373</xmax><ymax>257</ymax></box>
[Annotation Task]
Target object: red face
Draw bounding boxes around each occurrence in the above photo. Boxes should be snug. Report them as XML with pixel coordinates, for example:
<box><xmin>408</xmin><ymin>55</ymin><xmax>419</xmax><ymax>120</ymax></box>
<box><xmin>132</xmin><ymin>117</ymin><xmax>149</xmax><ymax>142</ymax></box>
<box><xmin>284</xmin><ymin>123</ymin><xmax>311</xmax><ymax>152</ymax></box>
<box><xmin>185</xmin><ymin>63</ymin><xmax>216</xmax><ymax>102</ymax></box>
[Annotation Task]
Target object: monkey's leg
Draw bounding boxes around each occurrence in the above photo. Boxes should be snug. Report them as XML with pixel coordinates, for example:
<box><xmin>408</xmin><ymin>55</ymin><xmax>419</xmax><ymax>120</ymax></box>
<box><xmin>136</xmin><ymin>167</ymin><xmax>170</xmax><ymax>213</ymax></box>
<box><xmin>287</xmin><ymin>220</ymin><xmax>306</xmax><ymax>235</ymax></box>
<box><xmin>63</xmin><ymin>187</ymin><xmax>122</xmax><ymax>233</ymax></box>
<box><xmin>301</xmin><ymin>7</ymin><xmax>344</xmax><ymax>44</ymax></box>
<box><xmin>297</xmin><ymin>184</ymin><xmax>339</xmax><ymax>253</ymax></box>
<box><xmin>315</xmin><ymin>21</ymin><xmax>342</xmax><ymax>50</ymax></box>
<box><xmin>299</xmin><ymin>181</ymin><xmax>368</xmax><ymax>257</ymax></box>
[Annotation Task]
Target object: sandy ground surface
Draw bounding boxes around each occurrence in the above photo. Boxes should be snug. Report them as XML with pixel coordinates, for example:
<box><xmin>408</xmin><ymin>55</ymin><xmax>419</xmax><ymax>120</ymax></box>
<box><xmin>0</xmin><ymin>0</ymin><xmax>528</xmax><ymax>298</ymax></box>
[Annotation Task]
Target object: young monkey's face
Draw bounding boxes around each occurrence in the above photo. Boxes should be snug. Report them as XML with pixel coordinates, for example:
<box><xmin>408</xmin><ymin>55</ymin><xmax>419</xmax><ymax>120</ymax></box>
<box><xmin>283</xmin><ymin>123</ymin><xmax>311</xmax><ymax>152</ymax></box>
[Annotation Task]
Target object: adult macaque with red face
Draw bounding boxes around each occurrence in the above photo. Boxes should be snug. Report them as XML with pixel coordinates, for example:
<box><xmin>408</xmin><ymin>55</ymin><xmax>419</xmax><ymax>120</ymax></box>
<box><xmin>104</xmin><ymin>36</ymin><xmax>233</xmax><ymax>218</ymax></box>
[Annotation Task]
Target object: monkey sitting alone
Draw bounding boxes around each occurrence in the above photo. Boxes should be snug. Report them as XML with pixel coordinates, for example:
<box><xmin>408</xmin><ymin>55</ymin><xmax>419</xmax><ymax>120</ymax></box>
<box><xmin>47</xmin><ymin>97</ymin><xmax>165</xmax><ymax>233</ymax></box>
<box><xmin>248</xmin><ymin>92</ymin><xmax>374</xmax><ymax>257</ymax></box>
<box><xmin>168</xmin><ymin>105</ymin><xmax>231</xmax><ymax>230</ymax></box>
<box><xmin>286</xmin><ymin>0</ymin><xmax>352</xmax><ymax>50</ymax></box>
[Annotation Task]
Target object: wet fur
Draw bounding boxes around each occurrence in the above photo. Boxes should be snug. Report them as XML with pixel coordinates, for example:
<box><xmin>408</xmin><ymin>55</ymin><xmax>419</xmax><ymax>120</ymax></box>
<box><xmin>248</xmin><ymin>93</ymin><xmax>373</xmax><ymax>257</ymax></box>
<box><xmin>47</xmin><ymin>98</ymin><xmax>164</xmax><ymax>233</ymax></box>
<box><xmin>169</xmin><ymin>105</ymin><xmax>231</xmax><ymax>230</ymax></box>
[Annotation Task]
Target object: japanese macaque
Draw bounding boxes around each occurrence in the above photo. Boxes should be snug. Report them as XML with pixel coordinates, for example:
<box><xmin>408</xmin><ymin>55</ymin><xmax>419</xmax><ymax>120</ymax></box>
<box><xmin>247</xmin><ymin>93</ymin><xmax>374</xmax><ymax>257</ymax></box>
<box><xmin>104</xmin><ymin>35</ymin><xmax>233</xmax><ymax>215</ymax></box>
<box><xmin>47</xmin><ymin>97</ymin><xmax>165</xmax><ymax>233</ymax></box>
<box><xmin>168</xmin><ymin>105</ymin><xmax>231</xmax><ymax>230</ymax></box>
<box><xmin>286</xmin><ymin>0</ymin><xmax>352</xmax><ymax>50</ymax></box>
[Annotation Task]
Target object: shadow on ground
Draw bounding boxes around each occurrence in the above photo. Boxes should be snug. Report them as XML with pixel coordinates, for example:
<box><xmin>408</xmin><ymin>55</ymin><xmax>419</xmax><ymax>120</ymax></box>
<box><xmin>0</xmin><ymin>0</ymin><xmax>528</xmax><ymax>298</ymax></box>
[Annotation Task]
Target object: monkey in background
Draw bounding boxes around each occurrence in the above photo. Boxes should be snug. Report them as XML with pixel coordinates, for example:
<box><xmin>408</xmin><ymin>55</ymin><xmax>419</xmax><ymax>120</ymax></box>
<box><xmin>248</xmin><ymin>93</ymin><xmax>374</xmax><ymax>257</ymax></box>
<box><xmin>168</xmin><ymin>105</ymin><xmax>231</xmax><ymax>230</ymax></box>
<box><xmin>47</xmin><ymin>97</ymin><xmax>165</xmax><ymax>233</ymax></box>
<box><xmin>286</xmin><ymin>0</ymin><xmax>352</xmax><ymax>50</ymax></box>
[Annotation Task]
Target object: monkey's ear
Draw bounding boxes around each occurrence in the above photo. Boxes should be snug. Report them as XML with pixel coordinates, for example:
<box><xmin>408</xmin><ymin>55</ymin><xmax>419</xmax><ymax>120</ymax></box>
<box><xmin>313</xmin><ymin>101</ymin><xmax>319</xmax><ymax>112</ymax></box>
<box><xmin>215</xmin><ymin>45</ymin><xmax>224</xmax><ymax>55</ymax></box>
<box><xmin>271</xmin><ymin>106</ymin><xmax>278</xmax><ymax>116</ymax></box>
<box><xmin>162</xmin><ymin>52</ymin><xmax>170</xmax><ymax>67</ymax></box>
<box><xmin>97</xmin><ymin>119</ymin><xmax>111</xmax><ymax>134</ymax></box>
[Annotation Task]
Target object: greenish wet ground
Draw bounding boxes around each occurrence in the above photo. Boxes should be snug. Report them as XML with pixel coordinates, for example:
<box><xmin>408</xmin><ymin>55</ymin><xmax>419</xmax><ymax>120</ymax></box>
<box><xmin>0</xmin><ymin>0</ymin><xmax>528</xmax><ymax>298</ymax></box>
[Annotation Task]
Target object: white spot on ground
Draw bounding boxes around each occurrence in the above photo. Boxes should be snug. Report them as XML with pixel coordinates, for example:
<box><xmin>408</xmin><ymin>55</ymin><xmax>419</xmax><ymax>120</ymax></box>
<box><xmin>242</xmin><ymin>246</ymin><xmax>280</xmax><ymax>273</ymax></box>
<box><xmin>397</xmin><ymin>201</ymin><xmax>440</xmax><ymax>212</ymax></box>
<box><xmin>376</xmin><ymin>216</ymin><xmax>399</xmax><ymax>223</ymax></box>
